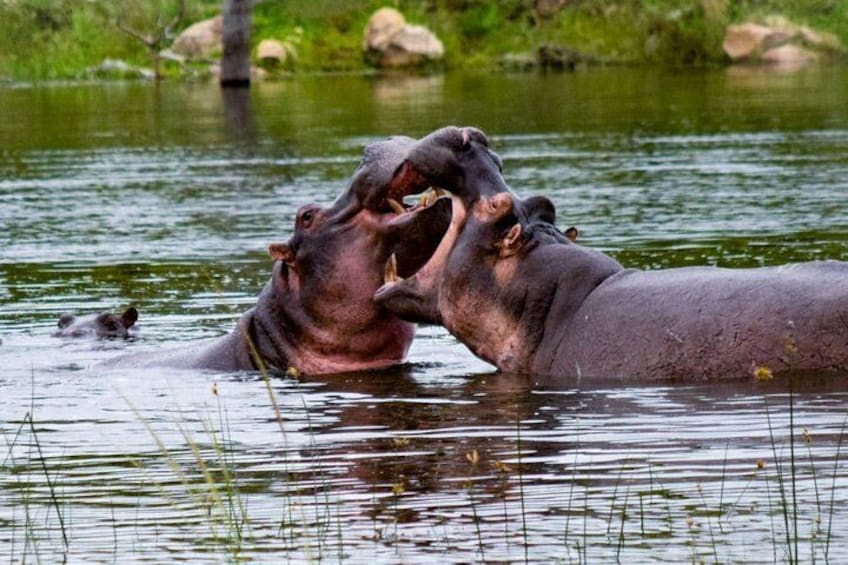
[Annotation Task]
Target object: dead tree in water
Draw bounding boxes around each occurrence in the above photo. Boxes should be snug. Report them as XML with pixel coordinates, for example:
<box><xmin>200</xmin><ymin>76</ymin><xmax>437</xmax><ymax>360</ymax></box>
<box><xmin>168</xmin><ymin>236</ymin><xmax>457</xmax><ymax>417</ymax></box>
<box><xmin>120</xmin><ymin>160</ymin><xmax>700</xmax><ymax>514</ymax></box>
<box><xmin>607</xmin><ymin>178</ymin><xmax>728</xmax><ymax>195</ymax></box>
<box><xmin>220</xmin><ymin>0</ymin><xmax>252</xmax><ymax>87</ymax></box>
<box><xmin>115</xmin><ymin>0</ymin><xmax>186</xmax><ymax>80</ymax></box>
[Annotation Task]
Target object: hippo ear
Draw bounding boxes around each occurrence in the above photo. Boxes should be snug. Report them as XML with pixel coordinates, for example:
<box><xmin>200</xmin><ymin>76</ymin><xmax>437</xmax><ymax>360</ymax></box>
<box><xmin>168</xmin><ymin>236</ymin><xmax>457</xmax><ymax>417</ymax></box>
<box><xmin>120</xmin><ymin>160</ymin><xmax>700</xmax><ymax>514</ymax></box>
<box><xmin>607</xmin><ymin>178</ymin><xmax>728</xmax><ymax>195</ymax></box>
<box><xmin>268</xmin><ymin>242</ymin><xmax>296</xmax><ymax>267</ymax></box>
<box><xmin>565</xmin><ymin>226</ymin><xmax>579</xmax><ymax>242</ymax></box>
<box><xmin>122</xmin><ymin>307</ymin><xmax>138</xmax><ymax>328</ymax></box>
<box><xmin>498</xmin><ymin>223</ymin><xmax>523</xmax><ymax>258</ymax></box>
<box><xmin>522</xmin><ymin>195</ymin><xmax>556</xmax><ymax>225</ymax></box>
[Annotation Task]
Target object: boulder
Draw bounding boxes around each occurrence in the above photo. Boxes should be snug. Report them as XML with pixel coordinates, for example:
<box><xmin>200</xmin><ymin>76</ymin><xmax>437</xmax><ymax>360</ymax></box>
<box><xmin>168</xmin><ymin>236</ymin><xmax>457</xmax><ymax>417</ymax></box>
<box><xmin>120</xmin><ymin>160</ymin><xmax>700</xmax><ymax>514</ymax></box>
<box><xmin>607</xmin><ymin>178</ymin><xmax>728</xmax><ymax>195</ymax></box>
<box><xmin>538</xmin><ymin>44</ymin><xmax>584</xmax><ymax>71</ymax></box>
<box><xmin>722</xmin><ymin>23</ymin><xmax>791</xmax><ymax>62</ymax></box>
<box><xmin>761</xmin><ymin>44</ymin><xmax>817</xmax><ymax>66</ymax></box>
<box><xmin>798</xmin><ymin>26</ymin><xmax>843</xmax><ymax>52</ymax></box>
<box><xmin>723</xmin><ymin>19</ymin><xmax>844</xmax><ymax>65</ymax></box>
<box><xmin>171</xmin><ymin>15</ymin><xmax>223</xmax><ymax>60</ymax></box>
<box><xmin>363</xmin><ymin>8</ymin><xmax>444</xmax><ymax>68</ymax></box>
<box><xmin>256</xmin><ymin>39</ymin><xmax>289</xmax><ymax>67</ymax></box>
<box><xmin>158</xmin><ymin>49</ymin><xmax>186</xmax><ymax>64</ymax></box>
<box><xmin>364</xmin><ymin>7</ymin><xmax>406</xmax><ymax>51</ymax></box>
<box><xmin>85</xmin><ymin>59</ymin><xmax>155</xmax><ymax>80</ymax></box>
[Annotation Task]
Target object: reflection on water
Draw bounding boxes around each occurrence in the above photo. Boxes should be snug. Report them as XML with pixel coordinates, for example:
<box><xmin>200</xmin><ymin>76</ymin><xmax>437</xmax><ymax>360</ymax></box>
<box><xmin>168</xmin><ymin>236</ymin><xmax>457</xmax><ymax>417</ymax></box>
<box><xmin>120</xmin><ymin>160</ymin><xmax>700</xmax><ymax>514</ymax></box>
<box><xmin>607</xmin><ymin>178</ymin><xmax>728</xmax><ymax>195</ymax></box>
<box><xmin>1</xmin><ymin>66</ymin><xmax>848</xmax><ymax>562</ymax></box>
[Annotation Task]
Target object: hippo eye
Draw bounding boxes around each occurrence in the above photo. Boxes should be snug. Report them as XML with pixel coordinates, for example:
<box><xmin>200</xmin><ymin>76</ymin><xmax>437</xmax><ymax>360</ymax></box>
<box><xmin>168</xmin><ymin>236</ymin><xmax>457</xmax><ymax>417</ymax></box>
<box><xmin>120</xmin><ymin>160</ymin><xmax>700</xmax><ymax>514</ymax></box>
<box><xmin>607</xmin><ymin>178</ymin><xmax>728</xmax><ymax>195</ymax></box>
<box><xmin>301</xmin><ymin>210</ymin><xmax>314</xmax><ymax>228</ymax></box>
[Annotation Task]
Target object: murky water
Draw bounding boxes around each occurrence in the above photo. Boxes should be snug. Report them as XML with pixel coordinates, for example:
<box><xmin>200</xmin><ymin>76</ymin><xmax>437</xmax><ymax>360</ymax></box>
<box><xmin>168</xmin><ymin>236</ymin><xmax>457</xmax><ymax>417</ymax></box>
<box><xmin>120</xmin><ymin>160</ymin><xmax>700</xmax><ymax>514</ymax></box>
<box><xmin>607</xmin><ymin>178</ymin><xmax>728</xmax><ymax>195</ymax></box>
<box><xmin>2</xmin><ymin>67</ymin><xmax>848</xmax><ymax>562</ymax></box>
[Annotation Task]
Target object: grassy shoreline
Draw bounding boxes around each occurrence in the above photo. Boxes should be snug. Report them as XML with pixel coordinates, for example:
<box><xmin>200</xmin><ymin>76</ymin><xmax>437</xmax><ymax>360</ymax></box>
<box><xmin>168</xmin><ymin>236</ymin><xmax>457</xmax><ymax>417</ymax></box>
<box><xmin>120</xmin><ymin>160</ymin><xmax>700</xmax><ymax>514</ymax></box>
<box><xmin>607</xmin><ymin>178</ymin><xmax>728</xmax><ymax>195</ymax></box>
<box><xmin>1</xmin><ymin>1</ymin><xmax>846</xmax><ymax>80</ymax></box>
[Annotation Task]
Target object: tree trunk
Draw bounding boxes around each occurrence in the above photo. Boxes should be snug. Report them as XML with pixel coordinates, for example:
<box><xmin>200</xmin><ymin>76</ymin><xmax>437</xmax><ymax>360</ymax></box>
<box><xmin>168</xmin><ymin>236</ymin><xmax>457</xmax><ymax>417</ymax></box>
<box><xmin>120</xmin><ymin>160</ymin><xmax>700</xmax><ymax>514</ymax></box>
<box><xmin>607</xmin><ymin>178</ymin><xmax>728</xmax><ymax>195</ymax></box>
<box><xmin>220</xmin><ymin>0</ymin><xmax>252</xmax><ymax>87</ymax></box>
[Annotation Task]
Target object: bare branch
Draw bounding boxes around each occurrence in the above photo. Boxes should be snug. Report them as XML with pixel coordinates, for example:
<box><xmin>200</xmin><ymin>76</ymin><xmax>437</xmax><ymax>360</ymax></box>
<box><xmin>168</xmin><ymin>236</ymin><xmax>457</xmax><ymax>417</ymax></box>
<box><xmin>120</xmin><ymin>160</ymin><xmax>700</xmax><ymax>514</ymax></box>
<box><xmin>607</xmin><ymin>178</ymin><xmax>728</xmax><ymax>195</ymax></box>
<box><xmin>115</xmin><ymin>0</ymin><xmax>185</xmax><ymax>52</ymax></box>
<box><xmin>116</xmin><ymin>17</ymin><xmax>156</xmax><ymax>49</ymax></box>
<box><xmin>164</xmin><ymin>0</ymin><xmax>186</xmax><ymax>40</ymax></box>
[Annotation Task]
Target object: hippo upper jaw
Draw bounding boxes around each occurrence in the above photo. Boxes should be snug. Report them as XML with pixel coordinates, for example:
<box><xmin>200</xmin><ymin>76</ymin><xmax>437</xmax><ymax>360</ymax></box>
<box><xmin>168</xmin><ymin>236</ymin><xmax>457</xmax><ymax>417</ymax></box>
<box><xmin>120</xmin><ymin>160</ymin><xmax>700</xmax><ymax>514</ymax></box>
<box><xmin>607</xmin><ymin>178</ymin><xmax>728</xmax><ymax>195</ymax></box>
<box><xmin>401</xmin><ymin>126</ymin><xmax>508</xmax><ymax>207</ymax></box>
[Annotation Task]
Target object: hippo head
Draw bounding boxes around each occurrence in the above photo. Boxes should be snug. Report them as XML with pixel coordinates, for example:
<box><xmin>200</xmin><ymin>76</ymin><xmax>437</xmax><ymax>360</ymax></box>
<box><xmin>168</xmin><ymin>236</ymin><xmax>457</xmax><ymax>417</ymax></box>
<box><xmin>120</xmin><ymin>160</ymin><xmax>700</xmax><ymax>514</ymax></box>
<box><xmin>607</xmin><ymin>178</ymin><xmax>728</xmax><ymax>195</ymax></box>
<box><xmin>259</xmin><ymin>136</ymin><xmax>451</xmax><ymax>374</ymax></box>
<box><xmin>55</xmin><ymin>306</ymin><xmax>139</xmax><ymax>339</ymax></box>
<box><xmin>376</xmin><ymin>127</ymin><xmax>620</xmax><ymax>371</ymax></box>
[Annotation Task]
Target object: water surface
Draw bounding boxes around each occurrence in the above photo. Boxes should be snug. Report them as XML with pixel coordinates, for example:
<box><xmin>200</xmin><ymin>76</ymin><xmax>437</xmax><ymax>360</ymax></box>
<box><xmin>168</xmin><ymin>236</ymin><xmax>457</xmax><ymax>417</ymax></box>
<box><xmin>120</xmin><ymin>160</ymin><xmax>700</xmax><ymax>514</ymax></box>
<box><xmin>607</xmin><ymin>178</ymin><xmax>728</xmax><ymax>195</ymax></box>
<box><xmin>2</xmin><ymin>66</ymin><xmax>848</xmax><ymax>562</ymax></box>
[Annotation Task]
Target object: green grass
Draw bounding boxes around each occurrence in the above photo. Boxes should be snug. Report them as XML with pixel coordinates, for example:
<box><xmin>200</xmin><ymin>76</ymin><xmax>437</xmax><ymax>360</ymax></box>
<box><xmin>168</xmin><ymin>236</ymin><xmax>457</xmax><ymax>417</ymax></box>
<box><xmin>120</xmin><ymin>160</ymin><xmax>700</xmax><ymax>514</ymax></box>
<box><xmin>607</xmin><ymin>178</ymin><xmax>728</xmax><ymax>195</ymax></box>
<box><xmin>1</xmin><ymin>0</ymin><xmax>847</xmax><ymax>80</ymax></box>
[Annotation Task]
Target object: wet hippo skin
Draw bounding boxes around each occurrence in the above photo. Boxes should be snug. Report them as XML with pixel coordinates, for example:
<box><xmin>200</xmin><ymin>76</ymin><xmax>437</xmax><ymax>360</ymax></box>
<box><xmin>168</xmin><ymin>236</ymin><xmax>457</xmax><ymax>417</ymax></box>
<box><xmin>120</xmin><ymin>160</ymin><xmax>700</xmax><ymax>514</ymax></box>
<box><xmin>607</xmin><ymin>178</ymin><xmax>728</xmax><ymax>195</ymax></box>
<box><xmin>376</xmin><ymin>126</ymin><xmax>848</xmax><ymax>381</ymax></box>
<box><xmin>110</xmin><ymin>135</ymin><xmax>450</xmax><ymax>374</ymax></box>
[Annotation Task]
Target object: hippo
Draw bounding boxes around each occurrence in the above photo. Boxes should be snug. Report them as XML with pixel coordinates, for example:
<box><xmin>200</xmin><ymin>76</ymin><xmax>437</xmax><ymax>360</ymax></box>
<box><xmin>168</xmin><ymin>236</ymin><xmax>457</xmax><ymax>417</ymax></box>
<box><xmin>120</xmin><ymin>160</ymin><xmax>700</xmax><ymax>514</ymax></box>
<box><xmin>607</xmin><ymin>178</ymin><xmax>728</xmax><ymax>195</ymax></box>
<box><xmin>113</xmin><ymin>135</ymin><xmax>450</xmax><ymax>374</ymax></box>
<box><xmin>54</xmin><ymin>307</ymin><xmax>139</xmax><ymax>338</ymax></box>
<box><xmin>376</xmin><ymin>126</ymin><xmax>848</xmax><ymax>381</ymax></box>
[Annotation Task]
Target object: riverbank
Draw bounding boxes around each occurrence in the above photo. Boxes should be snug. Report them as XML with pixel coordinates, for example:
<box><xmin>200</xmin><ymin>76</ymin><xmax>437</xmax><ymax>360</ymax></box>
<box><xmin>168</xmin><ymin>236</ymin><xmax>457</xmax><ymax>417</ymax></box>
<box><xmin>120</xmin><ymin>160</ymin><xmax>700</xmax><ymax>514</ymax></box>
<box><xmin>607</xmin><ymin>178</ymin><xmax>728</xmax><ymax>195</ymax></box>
<box><xmin>1</xmin><ymin>0</ymin><xmax>846</xmax><ymax>80</ymax></box>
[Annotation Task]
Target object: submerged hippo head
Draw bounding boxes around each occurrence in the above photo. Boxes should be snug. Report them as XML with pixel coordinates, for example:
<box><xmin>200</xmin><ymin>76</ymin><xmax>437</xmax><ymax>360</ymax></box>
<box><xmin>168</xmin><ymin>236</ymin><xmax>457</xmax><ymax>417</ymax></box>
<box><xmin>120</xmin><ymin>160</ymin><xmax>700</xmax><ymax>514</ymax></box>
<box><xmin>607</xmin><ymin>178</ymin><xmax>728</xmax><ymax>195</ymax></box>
<box><xmin>376</xmin><ymin>126</ymin><xmax>620</xmax><ymax>371</ymax></box>
<box><xmin>54</xmin><ymin>307</ymin><xmax>139</xmax><ymax>339</ymax></box>
<box><xmin>253</xmin><ymin>136</ymin><xmax>452</xmax><ymax>374</ymax></box>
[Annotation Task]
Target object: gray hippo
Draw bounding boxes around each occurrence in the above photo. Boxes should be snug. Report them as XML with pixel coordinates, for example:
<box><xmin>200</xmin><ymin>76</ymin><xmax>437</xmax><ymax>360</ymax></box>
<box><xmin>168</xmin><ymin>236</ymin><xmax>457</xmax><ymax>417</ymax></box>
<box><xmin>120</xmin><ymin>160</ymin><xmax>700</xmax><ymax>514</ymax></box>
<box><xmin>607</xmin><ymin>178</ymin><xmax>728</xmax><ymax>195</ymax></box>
<box><xmin>376</xmin><ymin>126</ymin><xmax>848</xmax><ymax>381</ymax></box>
<box><xmin>113</xmin><ymin>135</ymin><xmax>450</xmax><ymax>374</ymax></box>
<box><xmin>54</xmin><ymin>307</ymin><xmax>139</xmax><ymax>338</ymax></box>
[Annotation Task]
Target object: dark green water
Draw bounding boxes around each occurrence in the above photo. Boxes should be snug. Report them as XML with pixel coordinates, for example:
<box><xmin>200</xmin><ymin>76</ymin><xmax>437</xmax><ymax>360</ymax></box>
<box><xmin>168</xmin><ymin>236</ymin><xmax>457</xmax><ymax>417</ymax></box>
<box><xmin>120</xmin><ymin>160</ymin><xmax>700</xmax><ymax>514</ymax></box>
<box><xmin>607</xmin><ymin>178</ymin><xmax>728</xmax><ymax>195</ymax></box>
<box><xmin>1</xmin><ymin>67</ymin><xmax>848</xmax><ymax>562</ymax></box>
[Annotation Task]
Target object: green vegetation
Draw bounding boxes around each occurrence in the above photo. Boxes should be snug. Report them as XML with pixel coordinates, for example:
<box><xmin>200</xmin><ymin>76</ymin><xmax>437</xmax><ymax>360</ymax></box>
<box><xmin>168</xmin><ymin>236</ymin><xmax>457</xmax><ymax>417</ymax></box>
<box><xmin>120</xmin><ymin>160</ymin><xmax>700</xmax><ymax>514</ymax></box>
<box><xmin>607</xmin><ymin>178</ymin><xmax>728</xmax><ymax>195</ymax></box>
<box><xmin>1</xmin><ymin>1</ymin><xmax>847</xmax><ymax>79</ymax></box>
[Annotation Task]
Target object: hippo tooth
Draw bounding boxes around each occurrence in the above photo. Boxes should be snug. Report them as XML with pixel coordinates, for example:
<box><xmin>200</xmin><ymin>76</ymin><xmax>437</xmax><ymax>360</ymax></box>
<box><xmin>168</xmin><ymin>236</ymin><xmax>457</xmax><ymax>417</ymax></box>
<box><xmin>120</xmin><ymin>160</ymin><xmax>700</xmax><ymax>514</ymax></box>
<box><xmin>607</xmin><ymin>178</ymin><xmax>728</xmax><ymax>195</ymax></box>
<box><xmin>387</xmin><ymin>198</ymin><xmax>406</xmax><ymax>215</ymax></box>
<box><xmin>417</xmin><ymin>188</ymin><xmax>438</xmax><ymax>208</ymax></box>
<box><xmin>426</xmin><ymin>189</ymin><xmax>438</xmax><ymax>207</ymax></box>
<box><xmin>384</xmin><ymin>253</ymin><xmax>402</xmax><ymax>283</ymax></box>
<box><xmin>434</xmin><ymin>187</ymin><xmax>446</xmax><ymax>197</ymax></box>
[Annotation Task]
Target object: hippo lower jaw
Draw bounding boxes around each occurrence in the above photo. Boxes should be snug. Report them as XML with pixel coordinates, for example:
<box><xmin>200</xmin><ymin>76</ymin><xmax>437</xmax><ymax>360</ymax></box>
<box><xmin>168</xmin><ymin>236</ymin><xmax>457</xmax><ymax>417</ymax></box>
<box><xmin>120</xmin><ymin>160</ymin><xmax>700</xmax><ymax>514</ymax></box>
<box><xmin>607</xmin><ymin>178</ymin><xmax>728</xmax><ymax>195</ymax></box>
<box><xmin>375</xmin><ymin>193</ymin><xmax>468</xmax><ymax>326</ymax></box>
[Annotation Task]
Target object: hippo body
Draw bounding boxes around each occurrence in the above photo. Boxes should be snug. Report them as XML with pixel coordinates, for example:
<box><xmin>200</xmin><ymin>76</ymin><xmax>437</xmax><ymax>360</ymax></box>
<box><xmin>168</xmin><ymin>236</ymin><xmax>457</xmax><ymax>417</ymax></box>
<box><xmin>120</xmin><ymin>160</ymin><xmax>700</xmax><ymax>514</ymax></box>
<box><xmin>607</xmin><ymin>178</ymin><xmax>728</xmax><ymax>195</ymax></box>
<box><xmin>533</xmin><ymin>260</ymin><xmax>848</xmax><ymax>380</ymax></box>
<box><xmin>55</xmin><ymin>307</ymin><xmax>138</xmax><ymax>339</ymax></box>
<box><xmin>376</xmin><ymin>127</ymin><xmax>848</xmax><ymax>381</ymax></box>
<box><xmin>110</xmin><ymin>135</ymin><xmax>449</xmax><ymax>374</ymax></box>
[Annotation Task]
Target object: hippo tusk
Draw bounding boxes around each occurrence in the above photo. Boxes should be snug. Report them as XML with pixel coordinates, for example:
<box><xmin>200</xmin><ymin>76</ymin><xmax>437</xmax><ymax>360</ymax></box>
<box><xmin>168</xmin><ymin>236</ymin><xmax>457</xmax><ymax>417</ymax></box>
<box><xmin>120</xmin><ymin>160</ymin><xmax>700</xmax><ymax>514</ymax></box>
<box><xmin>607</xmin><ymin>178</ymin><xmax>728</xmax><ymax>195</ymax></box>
<box><xmin>384</xmin><ymin>253</ymin><xmax>402</xmax><ymax>283</ymax></box>
<box><xmin>387</xmin><ymin>198</ymin><xmax>406</xmax><ymax>215</ymax></box>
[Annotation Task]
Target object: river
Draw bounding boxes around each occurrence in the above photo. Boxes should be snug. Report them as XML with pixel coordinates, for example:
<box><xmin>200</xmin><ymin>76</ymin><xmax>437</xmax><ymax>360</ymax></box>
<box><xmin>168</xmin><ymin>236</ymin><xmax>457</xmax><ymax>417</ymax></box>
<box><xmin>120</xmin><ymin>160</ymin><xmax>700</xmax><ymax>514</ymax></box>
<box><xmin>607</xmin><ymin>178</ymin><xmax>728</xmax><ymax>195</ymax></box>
<box><xmin>2</xmin><ymin>66</ymin><xmax>848</xmax><ymax>562</ymax></box>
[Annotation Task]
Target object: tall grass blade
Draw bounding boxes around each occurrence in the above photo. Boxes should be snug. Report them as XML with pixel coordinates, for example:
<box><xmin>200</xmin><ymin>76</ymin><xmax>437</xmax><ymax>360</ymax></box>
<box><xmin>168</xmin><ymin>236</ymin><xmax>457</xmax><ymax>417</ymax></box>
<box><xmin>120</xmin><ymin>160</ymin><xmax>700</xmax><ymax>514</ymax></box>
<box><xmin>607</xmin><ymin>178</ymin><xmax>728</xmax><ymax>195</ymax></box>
<box><xmin>25</xmin><ymin>411</ymin><xmax>69</xmax><ymax>555</ymax></box>
<box><xmin>824</xmin><ymin>412</ymin><xmax>848</xmax><ymax>562</ymax></box>
<box><xmin>764</xmin><ymin>394</ymin><xmax>794</xmax><ymax>563</ymax></box>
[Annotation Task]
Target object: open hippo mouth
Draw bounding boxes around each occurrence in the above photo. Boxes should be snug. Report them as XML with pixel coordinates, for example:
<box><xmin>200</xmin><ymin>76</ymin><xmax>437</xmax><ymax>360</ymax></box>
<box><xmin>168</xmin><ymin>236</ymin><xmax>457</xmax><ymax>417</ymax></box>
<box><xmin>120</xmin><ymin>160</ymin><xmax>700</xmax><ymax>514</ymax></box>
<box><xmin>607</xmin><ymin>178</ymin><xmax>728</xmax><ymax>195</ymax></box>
<box><xmin>300</xmin><ymin>133</ymin><xmax>455</xmax><ymax>286</ymax></box>
<box><xmin>317</xmin><ymin>134</ymin><xmax>455</xmax><ymax>282</ymax></box>
<box><xmin>379</xmin><ymin>182</ymin><xmax>457</xmax><ymax>285</ymax></box>
<box><xmin>375</xmin><ymin>126</ymin><xmax>501</xmax><ymax>323</ymax></box>
<box><xmin>381</xmin><ymin>181</ymin><xmax>453</xmax><ymax>281</ymax></box>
